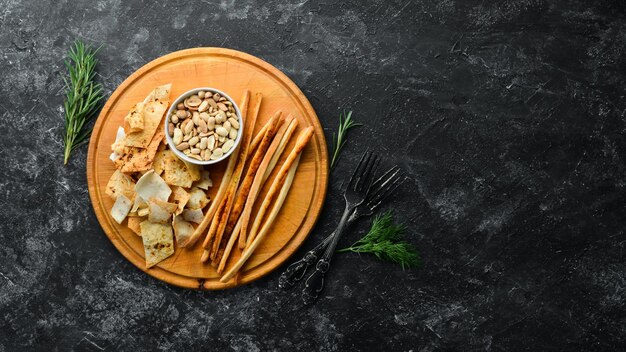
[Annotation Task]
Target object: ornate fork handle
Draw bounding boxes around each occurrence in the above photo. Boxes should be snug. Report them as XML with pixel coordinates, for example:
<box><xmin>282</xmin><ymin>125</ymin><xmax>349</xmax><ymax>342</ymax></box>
<box><xmin>302</xmin><ymin>205</ymin><xmax>356</xmax><ymax>305</ymax></box>
<box><xmin>279</xmin><ymin>207</ymin><xmax>359</xmax><ymax>290</ymax></box>
<box><xmin>278</xmin><ymin>232</ymin><xmax>334</xmax><ymax>290</ymax></box>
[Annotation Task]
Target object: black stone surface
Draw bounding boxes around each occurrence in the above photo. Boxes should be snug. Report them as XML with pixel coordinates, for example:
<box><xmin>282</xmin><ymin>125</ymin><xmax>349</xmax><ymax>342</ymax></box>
<box><xmin>1</xmin><ymin>0</ymin><xmax>625</xmax><ymax>350</ymax></box>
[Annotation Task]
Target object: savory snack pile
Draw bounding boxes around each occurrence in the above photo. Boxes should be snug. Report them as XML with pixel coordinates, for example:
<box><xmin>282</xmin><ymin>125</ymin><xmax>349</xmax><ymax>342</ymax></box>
<box><xmin>105</xmin><ymin>84</ymin><xmax>314</xmax><ymax>283</ymax></box>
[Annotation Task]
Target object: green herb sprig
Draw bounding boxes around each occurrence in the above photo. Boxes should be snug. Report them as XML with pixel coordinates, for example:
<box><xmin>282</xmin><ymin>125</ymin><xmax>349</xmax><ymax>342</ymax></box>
<box><xmin>330</xmin><ymin>111</ymin><xmax>361</xmax><ymax>169</ymax></box>
<box><xmin>62</xmin><ymin>40</ymin><xmax>103</xmax><ymax>165</ymax></box>
<box><xmin>338</xmin><ymin>212</ymin><xmax>420</xmax><ymax>269</ymax></box>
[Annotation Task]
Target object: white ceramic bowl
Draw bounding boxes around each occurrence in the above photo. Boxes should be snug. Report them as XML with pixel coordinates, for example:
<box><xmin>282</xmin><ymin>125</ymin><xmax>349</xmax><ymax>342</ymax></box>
<box><xmin>164</xmin><ymin>87</ymin><xmax>243</xmax><ymax>165</ymax></box>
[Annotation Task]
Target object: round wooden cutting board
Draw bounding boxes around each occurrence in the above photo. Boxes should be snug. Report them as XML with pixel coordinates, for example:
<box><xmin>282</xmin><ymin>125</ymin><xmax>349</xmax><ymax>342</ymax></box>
<box><xmin>87</xmin><ymin>48</ymin><xmax>328</xmax><ymax>290</ymax></box>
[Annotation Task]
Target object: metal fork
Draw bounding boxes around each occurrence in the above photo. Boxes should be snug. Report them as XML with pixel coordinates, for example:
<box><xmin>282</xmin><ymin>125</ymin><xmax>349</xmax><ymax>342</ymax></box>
<box><xmin>278</xmin><ymin>166</ymin><xmax>405</xmax><ymax>290</ymax></box>
<box><xmin>301</xmin><ymin>152</ymin><xmax>381</xmax><ymax>304</ymax></box>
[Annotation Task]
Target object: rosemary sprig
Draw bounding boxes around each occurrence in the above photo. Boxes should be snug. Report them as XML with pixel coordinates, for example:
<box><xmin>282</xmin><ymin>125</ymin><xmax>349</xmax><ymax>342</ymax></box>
<box><xmin>62</xmin><ymin>40</ymin><xmax>103</xmax><ymax>165</ymax></box>
<box><xmin>338</xmin><ymin>211</ymin><xmax>420</xmax><ymax>269</ymax></box>
<box><xmin>330</xmin><ymin>110</ymin><xmax>361</xmax><ymax>168</ymax></box>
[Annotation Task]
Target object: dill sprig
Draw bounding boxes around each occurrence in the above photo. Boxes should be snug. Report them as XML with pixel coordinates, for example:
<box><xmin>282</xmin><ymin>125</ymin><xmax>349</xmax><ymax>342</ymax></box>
<box><xmin>330</xmin><ymin>110</ymin><xmax>361</xmax><ymax>169</ymax></box>
<box><xmin>62</xmin><ymin>40</ymin><xmax>103</xmax><ymax>165</ymax></box>
<box><xmin>338</xmin><ymin>211</ymin><xmax>420</xmax><ymax>269</ymax></box>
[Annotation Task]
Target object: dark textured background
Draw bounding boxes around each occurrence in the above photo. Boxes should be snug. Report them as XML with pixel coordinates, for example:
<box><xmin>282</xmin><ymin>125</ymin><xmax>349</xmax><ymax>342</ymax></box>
<box><xmin>1</xmin><ymin>0</ymin><xmax>625</xmax><ymax>350</ymax></box>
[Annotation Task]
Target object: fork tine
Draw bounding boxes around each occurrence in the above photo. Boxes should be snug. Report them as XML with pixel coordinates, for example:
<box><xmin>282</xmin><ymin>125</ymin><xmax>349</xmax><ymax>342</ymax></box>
<box><xmin>346</xmin><ymin>151</ymin><xmax>371</xmax><ymax>189</ymax></box>
<box><xmin>367</xmin><ymin>173</ymin><xmax>405</xmax><ymax>209</ymax></box>
<box><xmin>356</xmin><ymin>153</ymin><xmax>379</xmax><ymax>193</ymax></box>
<box><xmin>352</xmin><ymin>152</ymin><xmax>372</xmax><ymax>192</ymax></box>
<box><xmin>367</xmin><ymin>178</ymin><xmax>405</xmax><ymax>211</ymax></box>
<box><xmin>364</xmin><ymin>154</ymin><xmax>382</xmax><ymax>193</ymax></box>
<box><xmin>347</xmin><ymin>151</ymin><xmax>370</xmax><ymax>191</ymax></box>
<box><xmin>368</xmin><ymin>167</ymin><xmax>401</xmax><ymax>199</ymax></box>
<box><xmin>371</xmin><ymin>166</ymin><xmax>400</xmax><ymax>191</ymax></box>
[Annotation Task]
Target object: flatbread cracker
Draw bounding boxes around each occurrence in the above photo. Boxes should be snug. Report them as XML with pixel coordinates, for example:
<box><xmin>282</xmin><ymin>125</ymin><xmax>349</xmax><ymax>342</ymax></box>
<box><xmin>105</xmin><ymin>170</ymin><xmax>136</xmax><ymax>201</ymax></box>
<box><xmin>124</xmin><ymin>102</ymin><xmax>144</xmax><ymax>133</ymax></box>
<box><xmin>161</xmin><ymin>150</ymin><xmax>196</xmax><ymax>188</ymax></box>
<box><xmin>117</xmin><ymin>126</ymin><xmax>165</xmax><ymax>173</ymax></box>
<box><xmin>135</xmin><ymin>170</ymin><xmax>172</xmax><ymax>202</ymax></box>
<box><xmin>173</xmin><ymin>215</ymin><xmax>195</xmax><ymax>247</ymax></box>
<box><xmin>193</xmin><ymin>170</ymin><xmax>213</xmax><ymax>190</ymax></box>
<box><xmin>170</xmin><ymin>186</ymin><xmax>190</xmax><ymax>215</ymax></box>
<box><xmin>127</xmin><ymin>217</ymin><xmax>143</xmax><ymax>236</ymax></box>
<box><xmin>148</xmin><ymin>198</ymin><xmax>177</xmax><ymax>223</ymax></box>
<box><xmin>110</xmin><ymin>127</ymin><xmax>126</xmax><ymax>161</ymax></box>
<box><xmin>124</xmin><ymin>100</ymin><xmax>167</xmax><ymax>148</ymax></box>
<box><xmin>111</xmin><ymin>194</ymin><xmax>132</xmax><ymax>224</ymax></box>
<box><xmin>183</xmin><ymin>160</ymin><xmax>202</xmax><ymax>181</ymax></box>
<box><xmin>152</xmin><ymin>149</ymin><xmax>168</xmax><ymax>175</ymax></box>
<box><xmin>182</xmin><ymin>208</ymin><xmax>204</xmax><ymax>224</ymax></box>
<box><xmin>130</xmin><ymin>196</ymin><xmax>147</xmax><ymax>214</ymax></box>
<box><xmin>187</xmin><ymin>187</ymin><xmax>210</xmax><ymax>209</ymax></box>
<box><xmin>143</xmin><ymin>84</ymin><xmax>172</xmax><ymax>104</ymax></box>
<box><xmin>140</xmin><ymin>220</ymin><xmax>174</xmax><ymax>268</ymax></box>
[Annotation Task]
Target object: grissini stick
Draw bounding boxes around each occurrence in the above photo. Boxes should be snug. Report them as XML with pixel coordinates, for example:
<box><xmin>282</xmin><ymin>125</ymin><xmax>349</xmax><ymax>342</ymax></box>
<box><xmin>230</xmin><ymin>112</ymin><xmax>281</xmax><ymax>249</ymax></box>
<box><xmin>214</xmin><ymin>118</ymin><xmax>295</xmax><ymax>268</ymax></box>
<box><xmin>208</xmin><ymin>178</ymin><xmax>238</xmax><ymax>261</ymax></box>
<box><xmin>182</xmin><ymin>90</ymin><xmax>251</xmax><ymax>247</ymax></box>
<box><xmin>243</xmin><ymin>127</ymin><xmax>312</xmax><ymax>248</ymax></box>
<box><xmin>200</xmin><ymin>202</ymin><xmax>223</xmax><ymax>262</ymax></box>
<box><xmin>263</xmin><ymin>117</ymin><xmax>299</xmax><ymax>183</ymax></box>
<box><xmin>221</xmin><ymin>154</ymin><xmax>302</xmax><ymax>282</ymax></box>
<box><xmin>238</xmin><ymin>115</ymin><xmax>294</xmax><ymax>249</ymax></box>
<box><xmin>220</xmin><ymin>127</ymin><xmax>314</xmax><ymax>282</ymax></box>
<box><xmin>247</xmin><ymin>117</ymin><xmax>272</xmax><ymax>157</ymax></box>
<box><xmin>216</xmin><ymin>216</ymin><xmax>243</xmax><ymax>274</ymax></box>
<box><xmin>246</xmin><ymin>118</ymin><xmax>299</xmax><ymax>247</ymax></box>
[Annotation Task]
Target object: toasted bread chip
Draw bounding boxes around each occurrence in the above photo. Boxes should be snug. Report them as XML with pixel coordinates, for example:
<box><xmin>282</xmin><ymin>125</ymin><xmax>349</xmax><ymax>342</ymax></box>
<box><xmin>183</xmin><ymin>161</ymin><xmax>202</xmax><ymax>182</ymax></box>
<box><xmin>111</xmin><ymin>194</ymin><xmax>132</xmax><ymax>224</ymax></box>
<box><xmin>161</xmin><ymin>150</ymin><xmax>196</xmax><ymax>187</ymax></box>
<box><xmin>182</xmin><ymin>208</ymin><xmax>204</xmax><ymax>224</ymax></box>
<box><xmin>116</xmin><ymin>125</ymin><xmax>165</xmax><ymax>173</ymax></box>
<box><xmin>173</xmin><ymin>215</ymin><xmax>195</xmax><ymax>247</ymax></box>
<box><xmin>140</xmin><ymin>220</ymin><xmax>174</xmax><ymax>268</ymax></box>
<box><xmin>143</xmin><ymin>83</ymin><xmax>172</xmax><ymax>104</ymax></box>
<box><xmin>148</xmin><ymin>198</ymin><xmax>178</xmax><ymax>223</ymax></box>
<box><xmin>124</xmin><ymin>102</ymin><xmax>144</xmax><ymax>133</ymax></box>
<box><xmin>127</xmin><ymin>217</ymin><xmax>143</xmax><ymax>236</ymax></box>
<box><xmin>187</xmin><ymin>187</ymin><xmax>210</xmax><ymax>210</ymax></box>
<box><xmin>105</xmin><ymin>170</ymin><xmax>136</xmax><ymax>201</ymax></box>
<box><xmin>125</xmin><ymin>100</ymin><xmax>167</xmax><ymax>148</ymax></box>
<box><xmin>110</xmin><ymin>127</ymin><xmax>126</xmax><ymax>161</ymax></box>
<box><xmin>125</xmin><ymin>83</ymin><xmax>171</xmax><ymax>148</ymax></box>
<box><xmin>130</xmin><ymin>196</ymin><xmax>147</xmax><ymax>214</ymax></box>
<box><xmin>170</xmin><ymin>186</ymin><xmax>190</xmax><ymax>215</ymax></box>
<box><xmin>152</xmin><ymin>149</ymin><xmax>168</xmax><ymax>175</ymax></box>
<box><xmin>135</xmin><ymin>170</ymin><xmax>172</xmax><ymax>203</ymax></box>
<box><xmin>193</xmin><ymin>170</ymin><xmax>213</xmax><ymax>190</ymax></box>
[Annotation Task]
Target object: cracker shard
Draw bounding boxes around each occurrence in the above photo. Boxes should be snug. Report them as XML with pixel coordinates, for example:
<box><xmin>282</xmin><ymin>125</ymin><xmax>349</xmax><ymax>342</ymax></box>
<box><xmin>160</xmin><ymin>150</ymin><xmax>198</xmax><ymax>188</ymax></box>
<box><xmin>111</xmin><ymin>194</ymin><xmax>132</xmax><ymax>224</ymax></box>
<box><xmin>171</xmin><ymin>186</ymin><xmax>190</xmax><ymax>215</ymax></box>
<box><xmin>127</xmin><ymin>217</ymin><xmax>143</xmax><ymax>236</ymax></box>
<box><xmin>116</xmin><ymin>125</ymin><xmax>165</xmax><ymax>173</ymax></box>
<box><xmin>135</xmin><ymin>170</ymin><xmax>172</xmax><ymax>203</ymax></box>
<box><xmin>140</xmin><ymin>220</ymin><xmax>174</xmax><ymax>268</ymax></box>
<box><xmin>124</xmin><ymin>102</ymin><xmax>145</xmax><ymax>133</ymax></box>
<box><xmin>187</xmin><ymin>187</ymin><xmax>210</xmax><ymax>210</ymax></box>
<box><xmin>193</xmin><ymin>170</ymin><xmax>213</xmax><ymax>190</ymax></box>
<box><xmin>173</xmin><ymin>215</ymin><xmax>195</xmax><ymax>247</ymax></box>
<box><xmin>147</xmin><ymin>198</ymin><xmax>177</xmax><ymax>223</ymax></box>
<box><xmin>124</xmin><ymin>84</ymin><xmax>171</xmax><ymax>148</ymax></box>
<box><xmin>105</xmin><ymin>170</ymin><xmax>136</xmax><ymax>201</ymax></box>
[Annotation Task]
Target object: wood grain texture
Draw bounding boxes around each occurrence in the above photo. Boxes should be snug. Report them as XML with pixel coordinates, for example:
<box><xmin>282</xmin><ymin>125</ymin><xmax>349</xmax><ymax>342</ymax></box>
<box><xmin>86</xmin><ymin>48</ymin><xmax>328</xmax><ymax>290</ymax></box>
